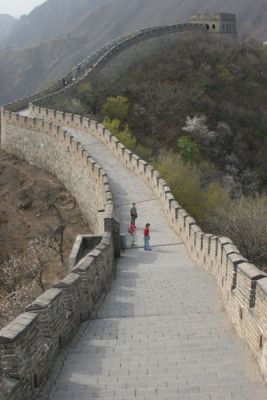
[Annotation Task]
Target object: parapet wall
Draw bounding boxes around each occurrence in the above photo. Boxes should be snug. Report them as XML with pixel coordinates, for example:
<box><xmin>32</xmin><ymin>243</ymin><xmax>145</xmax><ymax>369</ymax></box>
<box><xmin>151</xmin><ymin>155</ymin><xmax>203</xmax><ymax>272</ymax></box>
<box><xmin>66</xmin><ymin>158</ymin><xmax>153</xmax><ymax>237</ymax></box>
<box><xmin>0</xmin><ymin>110</ymin><xmax>120</xmax><ymax>400</ymax></box>
<box><xmin>0</xmin><ymin>18</ymin><xmax>261</xmax><ymax>399</ymax></box>
<box><xmin>1</xmin><ymin>111</ymin><xmax>108</xmax><ymax>233</ymax></box>
<box><xmin>33</xmin><ymin>23</ymin><xmax>208</xmax><ymax>109</ymax></box>
<box><xmin>29</xmin><ymin>104</ymin><xmax>267</xmax><ymax>382</ymax></box>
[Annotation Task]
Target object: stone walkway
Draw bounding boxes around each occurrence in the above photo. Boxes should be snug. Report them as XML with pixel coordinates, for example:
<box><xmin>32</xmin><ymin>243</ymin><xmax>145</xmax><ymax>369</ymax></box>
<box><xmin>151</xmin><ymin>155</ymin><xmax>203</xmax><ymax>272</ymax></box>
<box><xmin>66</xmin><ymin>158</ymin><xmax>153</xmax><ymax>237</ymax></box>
<box><xmin>37</xmin><ymin>125</ymin><xmax>267</xmax><ymax>400</ymax></box>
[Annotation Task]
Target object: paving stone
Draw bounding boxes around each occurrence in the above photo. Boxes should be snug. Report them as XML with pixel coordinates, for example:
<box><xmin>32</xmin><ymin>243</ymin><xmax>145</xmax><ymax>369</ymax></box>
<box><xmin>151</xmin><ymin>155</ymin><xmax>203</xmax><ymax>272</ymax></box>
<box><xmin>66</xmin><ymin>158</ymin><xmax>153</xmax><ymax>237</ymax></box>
<box><xmin>38</xmin><ymin>124</ymin><xmax>267</xmax><ymax>400</ymax></box>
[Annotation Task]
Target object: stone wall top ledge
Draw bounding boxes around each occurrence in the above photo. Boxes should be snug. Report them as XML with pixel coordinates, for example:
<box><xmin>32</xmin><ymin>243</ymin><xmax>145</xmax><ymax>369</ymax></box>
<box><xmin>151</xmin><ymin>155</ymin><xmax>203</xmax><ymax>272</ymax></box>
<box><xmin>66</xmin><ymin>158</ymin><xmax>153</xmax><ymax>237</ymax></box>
<box><xmin>228</xmin><ymin>253</ymin><xmax>247</xmax><ymax>265</ymax></box>
<box><xmin>170</xmin><ymin>200</ymin><xmax>181</xmax><ymax>210</ymax></box>
<box><xmin>178</xmin><ymin>208</ymin><xmax>189</xmax><ymax>218</ymax></box>
<box><xmin>186</xmin><ymin>216</ymin><xmax>197</xmax><ymax>225</ymax></box>
<box><xmin>54</xmin><ymin>273</ymin><xmax>80</xmax><ymax>288</ymax></box>
<box><xmin>256</xmin><ymin>277</ymin><xmax>267</xmax><ymax>295</ymax></box>
<box><xmin>237</xmin><ymin>262</ymin><xmax>266</xmax><ymax>280</ymax></box>
<box><xmin>0</xmin><ymin>313</ymin><xmax>37</xmax><ymax>342</ymax></box>
<box><xmin>191</xmin><ymin>224</ymin><xmax>202</xmax><ymax>234</ymax></box>
<box><xmin>222</xmin><ymin>243</ymin><xmax>240</xmax><ymax>255</ymax></box>
<box><xmin>74</xmin><ymin>254</ymin><xmax>95</xmax><ymax>272</ymax></box>
<box><xmin>202</xmin><ymin>233</ymin><xmax>214</xmax><ymax>239</ymax></box>
<box><xmin>89</xmin><ymin>249</ymin><xmax>102</xmax><ymax>258</ymax></box>
<box><xmin>26</xmin><ymin>288</ymin><xmax>62</xmax><ymax>311</ymax></box>
<box><xmin>218</xmin><ymin>236</ymin><xmax>233</xmax><ymax>246</ymax></box>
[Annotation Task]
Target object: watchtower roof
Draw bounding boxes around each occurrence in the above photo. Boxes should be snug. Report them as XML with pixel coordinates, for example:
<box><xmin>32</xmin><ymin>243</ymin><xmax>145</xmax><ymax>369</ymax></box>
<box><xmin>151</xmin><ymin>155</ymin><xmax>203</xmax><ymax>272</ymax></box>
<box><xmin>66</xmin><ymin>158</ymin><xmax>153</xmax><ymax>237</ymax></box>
<box><xmin>189</xmin><ymin>12</ymin><xmax>237</xmax><ymax>37</ymax></box>
<box><xmin>190</xmin><ymin>13</ymin><xmax>236</xmax><ymax>22</ymax></box>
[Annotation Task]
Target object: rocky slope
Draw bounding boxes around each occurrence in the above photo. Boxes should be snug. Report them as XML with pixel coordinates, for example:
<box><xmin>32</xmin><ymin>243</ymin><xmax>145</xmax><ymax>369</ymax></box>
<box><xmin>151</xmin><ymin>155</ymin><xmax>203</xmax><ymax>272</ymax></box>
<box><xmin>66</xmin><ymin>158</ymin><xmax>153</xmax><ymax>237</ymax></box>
<box><xmin>0</xmin><ymin>0</ymin><xmax>109</xmax><ymax>50</ymax></box>
<box><xmin>0</xmin><ymin>14</ymin><xmax>16</xmax><ymax>41</ymax></box>
<box><xmin>0</xmin><ymin>150</ymin><xmax>90</xmax><ymax>327</ymax></box>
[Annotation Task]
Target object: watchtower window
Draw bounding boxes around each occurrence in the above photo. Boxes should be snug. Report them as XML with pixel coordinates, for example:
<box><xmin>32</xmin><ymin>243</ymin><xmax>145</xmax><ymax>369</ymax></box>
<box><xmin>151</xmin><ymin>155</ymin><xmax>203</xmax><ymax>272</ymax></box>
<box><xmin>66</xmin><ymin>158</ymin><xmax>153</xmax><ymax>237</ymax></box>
<box><xmin>206</xmin><ymin>24</ymin><xmax>210</xmax><ymax>30</ymax></box>
<box><xmin>212</xmin><ymin>24</ymin><xmax>216</xmax><ymax>30</ymax></box>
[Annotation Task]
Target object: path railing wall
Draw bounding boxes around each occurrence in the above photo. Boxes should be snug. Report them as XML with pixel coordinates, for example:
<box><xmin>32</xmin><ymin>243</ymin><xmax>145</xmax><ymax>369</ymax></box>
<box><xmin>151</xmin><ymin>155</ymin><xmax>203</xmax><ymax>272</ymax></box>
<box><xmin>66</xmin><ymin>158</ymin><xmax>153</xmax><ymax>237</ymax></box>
<box><xmin>0</xmin><ymin>22</ymin><xmax>209</xmax><ymax>400</ymax></box>
<box><xmin>0</xmin><ymin>109</ymin><xmax>120</xmax><ymax>400</ymax></box>
<box><xmin>0</xmin><ymin>20</ymin><xmax>265</xmax><ymax>399</ymax></box>
<box><xmin>29</xmin><ymin>104</ymin><xmax>267</xmax><ymax>382</ymax></box>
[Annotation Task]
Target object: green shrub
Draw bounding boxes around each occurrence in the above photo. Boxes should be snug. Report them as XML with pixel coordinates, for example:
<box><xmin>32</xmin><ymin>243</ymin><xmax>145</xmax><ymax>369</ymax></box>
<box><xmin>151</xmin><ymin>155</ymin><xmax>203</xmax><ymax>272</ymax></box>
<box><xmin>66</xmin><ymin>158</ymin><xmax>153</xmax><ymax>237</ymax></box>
<box><xmin>157</xmin><ymin>151</ymin><xmax>208</xmax><ymax>223</ymax></box>
<box><xmin>177</xmin><ymin>136</ymin><xmax>200</xmax><ymax>164</ymax></box>
<box><xmin>103</xmin><ymin>118</ymin><xmax>121</xmax><ymax>136</ymax></box>
<box><xmin>102</xmin><ymin>96</ymin><xmax>129</xmax><ymax>122</ymax></box>
<box><xmin>77</xmin><ymin>82</ymin><xmax>96</xmax><ymax>111</ymax></box>
<box><xmin>134</xmin><ymin>144</ymin><xmax>152</xmax><ymax>161</ymax></box>
<box><xmin>103</xmin><ymin>117</ymin><xmax>152</xmax><ymax>159</ymax></box>
<box><xmin>103</xmin><ymin>118</ymin><xmax>136</xmax><ymax>150</ymax></box>
<box><xmin>116</xmin><ymin>125</ymin><xmax>137</xmax><ymax>151</ymax></box>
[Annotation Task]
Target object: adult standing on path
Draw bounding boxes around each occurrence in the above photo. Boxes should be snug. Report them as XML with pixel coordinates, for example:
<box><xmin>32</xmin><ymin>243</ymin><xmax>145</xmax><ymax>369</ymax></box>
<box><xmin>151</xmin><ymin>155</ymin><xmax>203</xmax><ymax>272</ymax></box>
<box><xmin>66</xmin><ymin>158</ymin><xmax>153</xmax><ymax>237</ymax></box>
<box><xmin>130</xmin><ymin>202</ymin><xmax>137</xmax><ymax>225</ymax></box>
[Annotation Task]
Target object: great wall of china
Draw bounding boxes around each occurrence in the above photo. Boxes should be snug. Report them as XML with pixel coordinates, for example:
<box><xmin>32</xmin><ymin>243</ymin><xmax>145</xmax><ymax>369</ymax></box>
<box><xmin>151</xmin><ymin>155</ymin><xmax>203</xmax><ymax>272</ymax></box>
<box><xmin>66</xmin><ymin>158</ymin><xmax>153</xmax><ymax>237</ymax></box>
<box><xmin>0</xmin><ymin>18</ymin><xmax>267</xmax><ymax>400</ymax></box>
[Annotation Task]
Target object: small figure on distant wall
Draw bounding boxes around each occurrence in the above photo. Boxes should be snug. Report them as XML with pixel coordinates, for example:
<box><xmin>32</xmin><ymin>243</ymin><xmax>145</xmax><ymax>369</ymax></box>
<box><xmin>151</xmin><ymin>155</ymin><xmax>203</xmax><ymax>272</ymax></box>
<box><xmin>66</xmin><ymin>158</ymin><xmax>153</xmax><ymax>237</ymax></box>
<box><xmin>144</xmin><ymin>223</ymin><xmax>152</xmax><ymax>251</ymax></box>
<box><xmin>130</xmin><ymin>202</ymin><xmax>137</xmax><ymax>225</ymax></box>
<box><xmin>62</xmin><ymin>78</ymin><xmax>67</xmax><ymax>86</ymax></box>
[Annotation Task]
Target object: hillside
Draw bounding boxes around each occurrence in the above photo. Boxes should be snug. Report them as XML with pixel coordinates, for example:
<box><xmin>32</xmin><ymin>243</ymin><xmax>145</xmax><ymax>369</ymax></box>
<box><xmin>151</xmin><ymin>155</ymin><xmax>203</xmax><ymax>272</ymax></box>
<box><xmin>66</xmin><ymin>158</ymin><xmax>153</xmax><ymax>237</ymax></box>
<box><xmin>36</xmin><ymin>32</ymin><xmax>267</xmax><ymax>267</ymax></box>
<box><xmin>91</xmin><ymin>34</ymin><xmax>267</xmax><ymax>192</ymax></box>
<box><xmin>46</xmin><ymin>32</ymin><xmax>267</xmax><ymax>195</ymax></box>
<box><xmin>81</xmin><ymin>33</ymin><xmax>266</xmax><ymax>267</ymax></box>
<box><xmin>0</xmin><ymin>150</ymin><xmax>90</xmax><ymax>327</ymax></box>
<box><xmin>0</xmin><ymin>0</ymin><xmax>267</xmax><ymax>105</ymax></box>
<box><xmin>0</xmin><ymin>14</ymin><xmax>16</xmax><ymax>42</ymax></box>
<box><xmin>0</xmin><ymin>0</ymin><xmax>109</xmax><ymax>51</ymax></box>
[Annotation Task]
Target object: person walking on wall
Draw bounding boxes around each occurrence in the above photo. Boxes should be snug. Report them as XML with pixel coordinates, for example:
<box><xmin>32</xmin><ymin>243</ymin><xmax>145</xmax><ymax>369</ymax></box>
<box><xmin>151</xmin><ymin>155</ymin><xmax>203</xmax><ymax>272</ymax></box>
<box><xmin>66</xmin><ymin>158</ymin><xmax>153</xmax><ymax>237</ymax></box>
<box><xmin>130</xmin><ymin>202</ymin><xmax>138</xmax><ymax>225</ymax></box>
<box><xmin>144</xmin><ymin>223</ymin><xmax>152</xmax><ymax>250</ymax></box>
<box><xmin>128</xmin><ymin>222</ymin><xmax>137</xmax><ymax>246</ymax></box>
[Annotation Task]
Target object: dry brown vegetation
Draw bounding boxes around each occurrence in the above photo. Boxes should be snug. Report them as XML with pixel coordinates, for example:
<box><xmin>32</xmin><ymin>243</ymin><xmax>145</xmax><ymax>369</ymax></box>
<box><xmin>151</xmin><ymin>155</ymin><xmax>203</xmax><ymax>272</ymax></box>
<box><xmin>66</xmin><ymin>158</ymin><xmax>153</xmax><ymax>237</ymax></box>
<box><xmin>0</xmin><ymin>151</ymin><xmax>90</xmax><ymax>328</ymax></box>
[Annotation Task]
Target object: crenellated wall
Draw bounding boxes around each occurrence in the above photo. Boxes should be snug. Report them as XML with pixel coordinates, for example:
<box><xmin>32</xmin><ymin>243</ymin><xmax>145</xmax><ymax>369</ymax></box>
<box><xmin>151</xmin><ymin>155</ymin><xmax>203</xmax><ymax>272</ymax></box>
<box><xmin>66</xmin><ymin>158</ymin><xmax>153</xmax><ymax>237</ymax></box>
<box><xmin>3</xmin><ymin>23</ymin><xmax>208</xmax><ymax>113</ymax></box>
<box><xmin>1</xmin><ymin>111</ymin><xmax>109</xmax><ymax>234</ymax></box>
<box><xmin>0</xmin><ymin>18</ymin><xmax>263</xmax><ymax>400</ymax></box>
<box><xmin>0</xmin><ymin>109</ymin><xmax>120</xmax><ymax>400</ymax></box>
<box><xmin>28</xmin><ymin>104</ymin><xmax>267</xmax><ymax>383</ymax></box>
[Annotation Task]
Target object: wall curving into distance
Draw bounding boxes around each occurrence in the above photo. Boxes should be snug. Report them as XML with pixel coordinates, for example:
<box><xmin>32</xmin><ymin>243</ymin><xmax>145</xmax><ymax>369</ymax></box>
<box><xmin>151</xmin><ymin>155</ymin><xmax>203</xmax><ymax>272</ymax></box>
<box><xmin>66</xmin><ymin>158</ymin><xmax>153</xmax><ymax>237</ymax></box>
<box><xmin>0</xmin><ymin>109</ymin><xmax>120</xmax><ymax>400</ymax></box>
<box><xmin>0</xmin><ymin>20</ymin><xmax>266</xmax><ymax>400</ymax></box>
<box><xmin>28</xmin><ymin>104</ymin><xmax>267</xmax><ymax>384</ymax></box>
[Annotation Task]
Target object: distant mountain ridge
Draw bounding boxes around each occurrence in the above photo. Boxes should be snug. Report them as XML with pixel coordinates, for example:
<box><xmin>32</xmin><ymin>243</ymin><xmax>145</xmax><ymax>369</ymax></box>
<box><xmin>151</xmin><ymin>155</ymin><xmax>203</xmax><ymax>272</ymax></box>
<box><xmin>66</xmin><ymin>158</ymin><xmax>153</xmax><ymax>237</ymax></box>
<box><xmin>0</xmin><ymin>14</ymin><xmax>16</xmax><ymax>42</ymax></box>
<box><xmin>0</xmin><ymin>0</ymin><xmax>267</xmax><ymax>105</ymax></box>
<box><xmin>0</xmin><ymin>0</ymin><xmax>110</xmax><ymax>50</ymax></box>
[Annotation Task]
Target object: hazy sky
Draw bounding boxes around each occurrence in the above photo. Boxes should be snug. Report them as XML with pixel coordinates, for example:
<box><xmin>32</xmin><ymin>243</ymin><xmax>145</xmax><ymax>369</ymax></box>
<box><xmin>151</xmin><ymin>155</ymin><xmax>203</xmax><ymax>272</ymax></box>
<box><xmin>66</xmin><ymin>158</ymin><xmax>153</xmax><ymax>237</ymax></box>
<box><xmin>0</xmin><ymin>0</ymin><xmax>45</xmax><ymax>17</ymax></box>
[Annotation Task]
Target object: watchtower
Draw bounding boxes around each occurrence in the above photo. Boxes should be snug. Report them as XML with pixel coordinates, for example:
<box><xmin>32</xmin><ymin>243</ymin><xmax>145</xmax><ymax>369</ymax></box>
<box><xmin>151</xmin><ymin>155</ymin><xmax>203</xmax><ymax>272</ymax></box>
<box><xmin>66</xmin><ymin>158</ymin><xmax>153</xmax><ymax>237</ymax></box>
<box><xmin>189</xmin><ymin>13</ymin><xmax>238</xmax><ymax>39</ymax></box>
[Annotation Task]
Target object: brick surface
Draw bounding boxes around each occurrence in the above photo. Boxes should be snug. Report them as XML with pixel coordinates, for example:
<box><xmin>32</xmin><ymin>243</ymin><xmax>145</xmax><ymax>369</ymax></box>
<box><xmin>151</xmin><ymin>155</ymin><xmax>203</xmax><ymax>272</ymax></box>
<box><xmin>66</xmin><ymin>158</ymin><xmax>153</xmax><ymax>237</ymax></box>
<box><xmin>30</xmin><ymin>125</ymin><xmax>267</xmax><ymax>400</ymax></box>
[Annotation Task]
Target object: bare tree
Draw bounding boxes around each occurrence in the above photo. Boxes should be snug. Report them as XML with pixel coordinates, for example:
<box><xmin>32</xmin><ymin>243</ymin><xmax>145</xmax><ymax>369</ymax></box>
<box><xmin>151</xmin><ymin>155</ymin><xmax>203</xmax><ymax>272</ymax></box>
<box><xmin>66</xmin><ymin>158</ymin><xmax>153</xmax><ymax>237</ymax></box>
<box><xmin>0</xmin><ymin>255</ymin><xmax>35</xmax><ymax>326</ymax></box>
<box><xmin>0</xmin><ymin>235</ymin><xmax>59</xmax><ymax>328</ymax></box>
<box><xmin>217</xmin><ymin>195</ymin><xmax>267</xmax><ymax>268</ymax></box>
<box><xmin>27</xmin><ymin>236</ymin><xmax>59</xmax><ymax>292</ymax></box>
